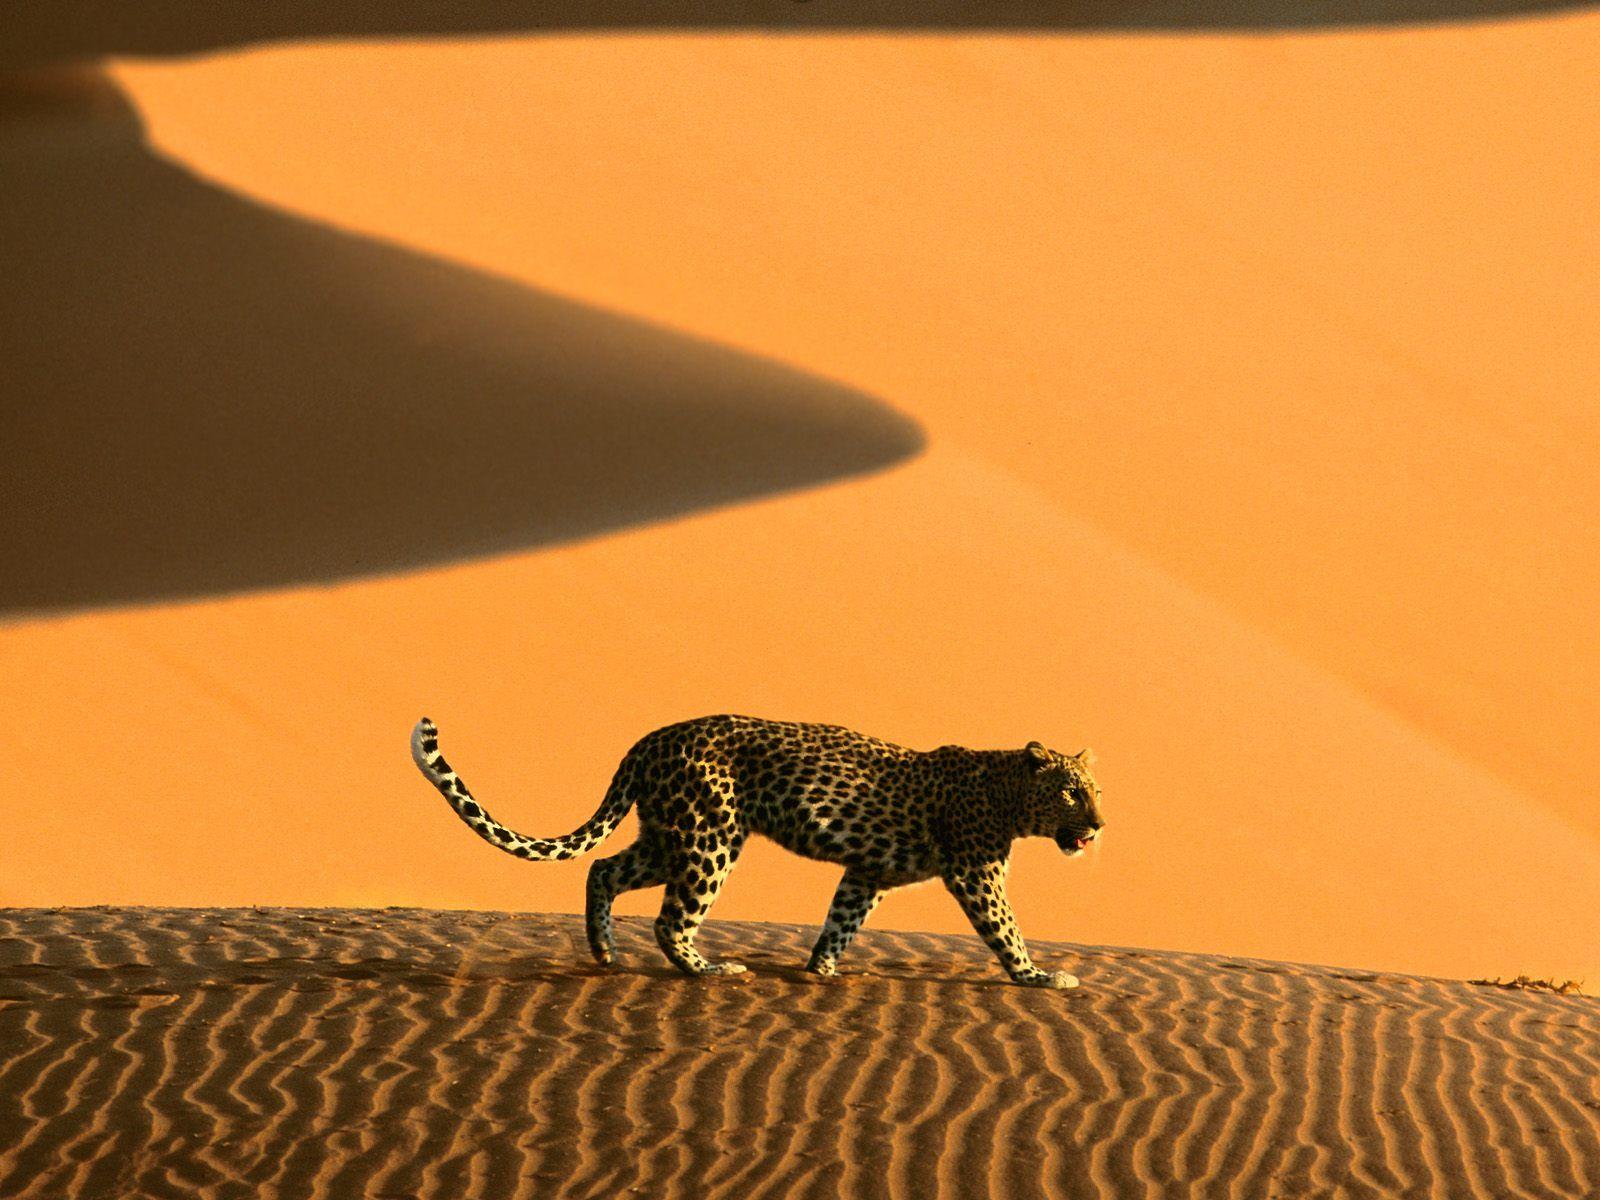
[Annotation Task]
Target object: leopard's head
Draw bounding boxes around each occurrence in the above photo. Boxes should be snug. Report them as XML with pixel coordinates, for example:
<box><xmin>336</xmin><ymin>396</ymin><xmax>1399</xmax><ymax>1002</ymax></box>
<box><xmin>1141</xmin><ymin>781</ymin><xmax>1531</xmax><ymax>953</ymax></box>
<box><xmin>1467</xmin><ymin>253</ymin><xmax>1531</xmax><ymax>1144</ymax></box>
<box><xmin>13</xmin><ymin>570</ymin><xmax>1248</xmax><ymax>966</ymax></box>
<box><xmin>1021</xmin><ymin>742</ymin><xmax>1104</xmax><ymax>855</ymax></box>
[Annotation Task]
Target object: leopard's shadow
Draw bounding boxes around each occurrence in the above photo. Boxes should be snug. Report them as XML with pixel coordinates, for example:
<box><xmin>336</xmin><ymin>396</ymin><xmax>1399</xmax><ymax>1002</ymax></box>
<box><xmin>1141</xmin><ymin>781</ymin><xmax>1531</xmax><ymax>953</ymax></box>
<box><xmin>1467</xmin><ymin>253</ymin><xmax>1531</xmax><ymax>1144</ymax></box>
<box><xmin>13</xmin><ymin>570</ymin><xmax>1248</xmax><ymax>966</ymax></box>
<box><xmin>608</xmin><ymin>927</ymin><xmax>1042</xmax><ymax>988</ymax></box>
<box><xmin>0</xmin><ymin>72</ymin><xmax>922</xmax><ymax>617</ymax></box>
<box><xmin>567</xmin><ymin>958</ymin><xmax>1024</xmax><ymax>988</ymax></box>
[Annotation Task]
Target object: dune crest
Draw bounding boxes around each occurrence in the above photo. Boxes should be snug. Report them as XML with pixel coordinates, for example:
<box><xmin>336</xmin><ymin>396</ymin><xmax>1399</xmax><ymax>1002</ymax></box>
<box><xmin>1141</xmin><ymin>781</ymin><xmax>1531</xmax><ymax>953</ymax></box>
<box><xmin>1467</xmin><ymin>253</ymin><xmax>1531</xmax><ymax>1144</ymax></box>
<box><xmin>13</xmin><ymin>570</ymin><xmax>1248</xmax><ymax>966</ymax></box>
<box><xmin>4</xmin><ymin>0</ymin><xmax>1597</xmax><ymax>73</ymax></box>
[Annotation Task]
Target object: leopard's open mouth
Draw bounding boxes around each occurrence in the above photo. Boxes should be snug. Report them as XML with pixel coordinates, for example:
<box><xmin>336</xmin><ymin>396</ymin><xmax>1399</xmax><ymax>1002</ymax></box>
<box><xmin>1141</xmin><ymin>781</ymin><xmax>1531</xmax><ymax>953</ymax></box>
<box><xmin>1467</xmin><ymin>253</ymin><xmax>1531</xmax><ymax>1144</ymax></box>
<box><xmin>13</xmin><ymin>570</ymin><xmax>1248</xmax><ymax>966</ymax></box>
<box><xmin>1056</xmin><ymin>829</ymin><xmax>1094</xmax><ymax>853</ymax></box>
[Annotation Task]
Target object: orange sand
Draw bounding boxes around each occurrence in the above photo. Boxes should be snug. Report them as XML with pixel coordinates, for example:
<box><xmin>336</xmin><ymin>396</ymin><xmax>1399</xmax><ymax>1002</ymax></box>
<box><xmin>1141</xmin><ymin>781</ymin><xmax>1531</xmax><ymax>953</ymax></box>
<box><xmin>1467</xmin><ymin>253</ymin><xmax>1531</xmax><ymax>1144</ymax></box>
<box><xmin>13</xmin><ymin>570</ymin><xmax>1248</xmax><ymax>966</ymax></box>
<box><xmin>3</xmin><ymin>14</ymin><xmax>1598</xmax><ymax>984</ymax></box>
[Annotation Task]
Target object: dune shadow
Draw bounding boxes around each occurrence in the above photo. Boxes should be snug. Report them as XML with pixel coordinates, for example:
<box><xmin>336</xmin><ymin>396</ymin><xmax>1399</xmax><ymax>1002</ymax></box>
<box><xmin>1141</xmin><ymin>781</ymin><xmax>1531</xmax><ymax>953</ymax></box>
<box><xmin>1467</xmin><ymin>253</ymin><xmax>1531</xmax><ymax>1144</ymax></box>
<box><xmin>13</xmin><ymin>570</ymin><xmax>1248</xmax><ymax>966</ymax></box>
<box><xmin>0</xmin><ymin>71</ymin><xmax>923</xmax><ymax>619</ymax></box>
<box><xmin>1</xmin><ymin>0</ymin><xmax>1596</xmax><ymax>69</ymax></box>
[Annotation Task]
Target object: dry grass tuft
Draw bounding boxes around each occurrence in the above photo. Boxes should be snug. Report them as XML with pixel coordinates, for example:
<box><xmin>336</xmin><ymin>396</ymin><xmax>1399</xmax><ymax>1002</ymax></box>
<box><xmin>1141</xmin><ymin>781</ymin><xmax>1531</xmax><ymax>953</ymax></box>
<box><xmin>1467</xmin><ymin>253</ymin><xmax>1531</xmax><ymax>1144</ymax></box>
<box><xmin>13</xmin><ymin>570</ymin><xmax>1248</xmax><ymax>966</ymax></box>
<box><xmin>1468</xmin><ymin>974</ymin><xmax>1585</xmax><ymax>996</ymax></box>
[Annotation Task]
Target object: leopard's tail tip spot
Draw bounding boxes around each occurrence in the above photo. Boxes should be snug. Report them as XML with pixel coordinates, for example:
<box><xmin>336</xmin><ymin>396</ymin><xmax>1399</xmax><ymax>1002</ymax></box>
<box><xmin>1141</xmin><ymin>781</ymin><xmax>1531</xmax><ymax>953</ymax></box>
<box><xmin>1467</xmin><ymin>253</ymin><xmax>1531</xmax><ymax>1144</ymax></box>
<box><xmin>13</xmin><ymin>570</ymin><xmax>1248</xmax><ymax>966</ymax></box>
<box><xmin>410</xmin><ymin>717</ymin><xmax>443</xmax><ymax>769</ymax></box>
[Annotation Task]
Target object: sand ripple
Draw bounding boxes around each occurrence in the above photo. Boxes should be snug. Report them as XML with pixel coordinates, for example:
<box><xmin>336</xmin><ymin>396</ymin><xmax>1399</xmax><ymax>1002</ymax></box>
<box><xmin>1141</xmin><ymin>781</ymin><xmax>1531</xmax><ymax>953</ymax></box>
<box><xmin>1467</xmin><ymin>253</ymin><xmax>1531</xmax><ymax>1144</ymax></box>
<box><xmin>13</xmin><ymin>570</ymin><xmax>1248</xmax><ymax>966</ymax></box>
<box><xmin>1</xmin><ymin>908</ymin><xmax>1596</xmax><ymax>1199</ymax></box>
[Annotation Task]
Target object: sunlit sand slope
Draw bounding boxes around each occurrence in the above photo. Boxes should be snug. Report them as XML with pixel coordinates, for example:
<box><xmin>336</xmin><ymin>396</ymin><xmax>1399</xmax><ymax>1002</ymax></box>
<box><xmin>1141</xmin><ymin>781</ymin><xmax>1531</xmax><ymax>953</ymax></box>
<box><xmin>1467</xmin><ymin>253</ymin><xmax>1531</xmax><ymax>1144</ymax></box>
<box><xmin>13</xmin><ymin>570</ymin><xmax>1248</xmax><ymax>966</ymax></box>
<box><xmin>1</xmin><ymin>908</ymin><xmax>1597</xmax><ymax>1200</ymax></box>
<box><xmin>96</xmin><ymin>23</ymin><xmax>1600</xmax><ymax>839</ymax></box>
<box><xmin>9</xmin><ymin>449</ymin><xmax>1600</xmax><ymax>986</ymax></box>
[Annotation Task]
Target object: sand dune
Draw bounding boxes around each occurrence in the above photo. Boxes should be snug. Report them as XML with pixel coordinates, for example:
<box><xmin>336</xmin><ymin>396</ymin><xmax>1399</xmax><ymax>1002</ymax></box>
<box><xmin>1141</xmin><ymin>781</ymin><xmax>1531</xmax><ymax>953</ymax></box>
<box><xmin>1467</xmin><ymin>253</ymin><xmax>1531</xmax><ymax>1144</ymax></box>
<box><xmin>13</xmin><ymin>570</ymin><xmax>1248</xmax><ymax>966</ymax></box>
<box><xmin>1</xmin><ymin>907</ymin><xmax>1596</xmax><ymax>1199</ymax></box>
<box><xmin>99</xmin><ymin>27</ymin><xmax>1600</xmax><ymax>842</ymax></box>
<box><xmin>3</xmin><ymin>0</ymin><xmax>1595</xmax><ymax>73</ymax></box>
<box><xmin>4</xmin><ymin>18</ymin><xmax>1598</xmax><ymax>991</ymax></box>
<box><xmin>0</xmin><ymin>69</ymin><xmax>918</xmax><ymax>617</ymax></box>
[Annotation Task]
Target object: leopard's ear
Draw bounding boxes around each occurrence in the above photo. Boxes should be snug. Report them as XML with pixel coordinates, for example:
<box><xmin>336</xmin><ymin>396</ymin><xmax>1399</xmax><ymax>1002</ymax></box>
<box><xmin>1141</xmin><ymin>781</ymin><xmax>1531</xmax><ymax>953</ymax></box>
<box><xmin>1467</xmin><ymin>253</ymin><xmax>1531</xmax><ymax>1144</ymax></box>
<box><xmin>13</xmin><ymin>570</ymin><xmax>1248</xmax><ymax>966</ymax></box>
<box><xmin>1075</xmin><ymin>747</ymin><xmax>1097</xmax><ymax>767</ymax></box>
<box><xmin>1024</xmin><ymin>741</ymin><xmax>1052</xmax><ymax>770</ymax></box>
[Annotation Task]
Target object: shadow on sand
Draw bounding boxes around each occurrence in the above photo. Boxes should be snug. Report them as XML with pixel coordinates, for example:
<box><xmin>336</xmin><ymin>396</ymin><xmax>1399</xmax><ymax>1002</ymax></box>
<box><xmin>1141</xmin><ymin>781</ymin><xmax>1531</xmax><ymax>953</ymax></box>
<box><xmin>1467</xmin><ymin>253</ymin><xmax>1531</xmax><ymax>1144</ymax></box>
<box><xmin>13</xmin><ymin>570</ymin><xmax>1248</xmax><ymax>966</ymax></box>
<box><xmin>0</xmin><ymin>70</ymin><xmax>922</xmax><ymax>618</ymax></box>
<box><xmin>2</xmin><ymin>0</ymin><xmax>1596</xmax><ymax>68</ymax></box>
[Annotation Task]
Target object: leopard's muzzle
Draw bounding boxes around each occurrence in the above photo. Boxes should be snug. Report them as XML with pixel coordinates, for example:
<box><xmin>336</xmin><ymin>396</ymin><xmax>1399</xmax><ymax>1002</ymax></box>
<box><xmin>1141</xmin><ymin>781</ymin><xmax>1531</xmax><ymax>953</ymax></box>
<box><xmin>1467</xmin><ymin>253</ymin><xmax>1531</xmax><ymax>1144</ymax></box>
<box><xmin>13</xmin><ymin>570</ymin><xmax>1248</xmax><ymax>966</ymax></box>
<box><xmin>1055</xmin><ymin>825</ymin><xmax>1101</xmax><ymax>854</ymax></box>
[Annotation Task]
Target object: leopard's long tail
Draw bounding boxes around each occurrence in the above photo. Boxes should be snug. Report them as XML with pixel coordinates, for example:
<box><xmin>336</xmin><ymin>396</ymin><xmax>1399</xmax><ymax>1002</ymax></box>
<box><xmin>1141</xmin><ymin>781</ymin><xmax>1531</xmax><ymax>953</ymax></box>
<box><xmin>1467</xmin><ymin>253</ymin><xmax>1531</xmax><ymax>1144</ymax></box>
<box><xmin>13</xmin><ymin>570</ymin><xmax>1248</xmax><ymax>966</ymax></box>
<box><xmin>411</xmin><ymin>717</ymin><xmax>633</xmax><ymax>862</ymax></box>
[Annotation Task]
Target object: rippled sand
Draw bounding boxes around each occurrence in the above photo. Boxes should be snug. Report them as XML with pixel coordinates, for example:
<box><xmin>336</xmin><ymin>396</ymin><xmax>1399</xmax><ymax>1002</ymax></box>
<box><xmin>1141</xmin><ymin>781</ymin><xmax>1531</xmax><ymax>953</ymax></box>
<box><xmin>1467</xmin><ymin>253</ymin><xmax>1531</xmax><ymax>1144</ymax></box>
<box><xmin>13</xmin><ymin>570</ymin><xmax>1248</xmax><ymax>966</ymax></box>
<box><xmin>2</xmin><ymin>908</ymin><xmax>1596</xmax><ymax>1198</ymax></box>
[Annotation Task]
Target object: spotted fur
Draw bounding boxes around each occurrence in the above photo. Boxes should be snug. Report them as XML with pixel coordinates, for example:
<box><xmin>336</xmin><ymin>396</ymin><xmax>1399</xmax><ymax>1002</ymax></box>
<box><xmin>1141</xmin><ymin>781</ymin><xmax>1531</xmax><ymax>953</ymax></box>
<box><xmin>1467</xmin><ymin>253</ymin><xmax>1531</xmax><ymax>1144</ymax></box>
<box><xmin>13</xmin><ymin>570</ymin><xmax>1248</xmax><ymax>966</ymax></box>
<box><xmin>411</xmin><ymin>714</ymin><xmax>1104</xmax><ymax>987</ymax></box>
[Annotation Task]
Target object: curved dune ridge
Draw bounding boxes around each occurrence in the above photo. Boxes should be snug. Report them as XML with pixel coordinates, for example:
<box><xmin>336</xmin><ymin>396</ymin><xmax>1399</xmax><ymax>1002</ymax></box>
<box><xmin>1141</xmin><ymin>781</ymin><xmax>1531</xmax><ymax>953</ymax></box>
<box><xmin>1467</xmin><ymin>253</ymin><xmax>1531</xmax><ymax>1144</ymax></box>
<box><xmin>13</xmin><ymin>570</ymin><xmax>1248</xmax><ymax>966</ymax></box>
<box><xmin>1</xmin><ymin>909</ymin><xmax>1596</xmax><ymax>1199</ymax></box>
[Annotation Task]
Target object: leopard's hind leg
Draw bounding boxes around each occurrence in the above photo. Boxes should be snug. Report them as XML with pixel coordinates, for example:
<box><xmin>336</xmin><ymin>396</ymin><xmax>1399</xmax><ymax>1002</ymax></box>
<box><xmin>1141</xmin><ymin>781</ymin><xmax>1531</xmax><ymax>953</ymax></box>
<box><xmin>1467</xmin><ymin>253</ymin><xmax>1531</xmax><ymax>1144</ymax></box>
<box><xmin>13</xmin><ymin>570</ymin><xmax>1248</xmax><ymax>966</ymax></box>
<box><xmin>653</xmin><ymin>831</ymin><xmax>747</xmax><ymax>977</ymax></box>
<box><xmin>585</xmin><ymin>835</ymin><xmax>670</xmax><ymax>965</ymax></box>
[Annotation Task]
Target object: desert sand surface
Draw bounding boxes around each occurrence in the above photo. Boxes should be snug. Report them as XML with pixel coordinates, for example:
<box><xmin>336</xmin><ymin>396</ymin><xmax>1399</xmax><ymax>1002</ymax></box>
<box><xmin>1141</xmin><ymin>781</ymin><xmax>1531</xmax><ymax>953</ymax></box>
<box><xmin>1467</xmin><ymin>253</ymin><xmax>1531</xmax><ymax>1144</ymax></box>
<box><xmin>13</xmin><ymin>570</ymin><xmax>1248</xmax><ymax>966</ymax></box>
<box><xmin>1</xmin><ymin>907</ymin><xmax>1597</xmax><ymax>1200</ymax></box>
<box><xmin>4</xmin><ymin>9</ymin><xmax>1600</xmax><ymax>988</ymax></box>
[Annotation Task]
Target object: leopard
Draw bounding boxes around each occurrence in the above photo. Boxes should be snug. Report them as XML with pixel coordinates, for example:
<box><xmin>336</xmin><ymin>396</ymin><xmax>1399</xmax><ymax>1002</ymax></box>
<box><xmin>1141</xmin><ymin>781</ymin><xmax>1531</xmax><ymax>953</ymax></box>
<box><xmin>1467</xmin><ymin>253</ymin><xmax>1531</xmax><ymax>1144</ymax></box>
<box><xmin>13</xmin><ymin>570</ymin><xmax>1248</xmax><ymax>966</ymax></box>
<box><xmin>410</xmin><ymin>713</ymin><xmax>1105</xmax><ymax>988</ymax></box>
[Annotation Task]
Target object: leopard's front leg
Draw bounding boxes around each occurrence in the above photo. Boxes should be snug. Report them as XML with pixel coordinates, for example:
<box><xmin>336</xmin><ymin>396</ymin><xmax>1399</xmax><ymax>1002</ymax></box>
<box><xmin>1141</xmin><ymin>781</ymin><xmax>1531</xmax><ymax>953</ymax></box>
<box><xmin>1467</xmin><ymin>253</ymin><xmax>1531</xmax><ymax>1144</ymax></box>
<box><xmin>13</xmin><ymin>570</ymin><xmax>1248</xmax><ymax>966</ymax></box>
<box><xmin>942</xmin><ymin>860</ymin><xmax>1078</xmax><ymax>989</ymax></box>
